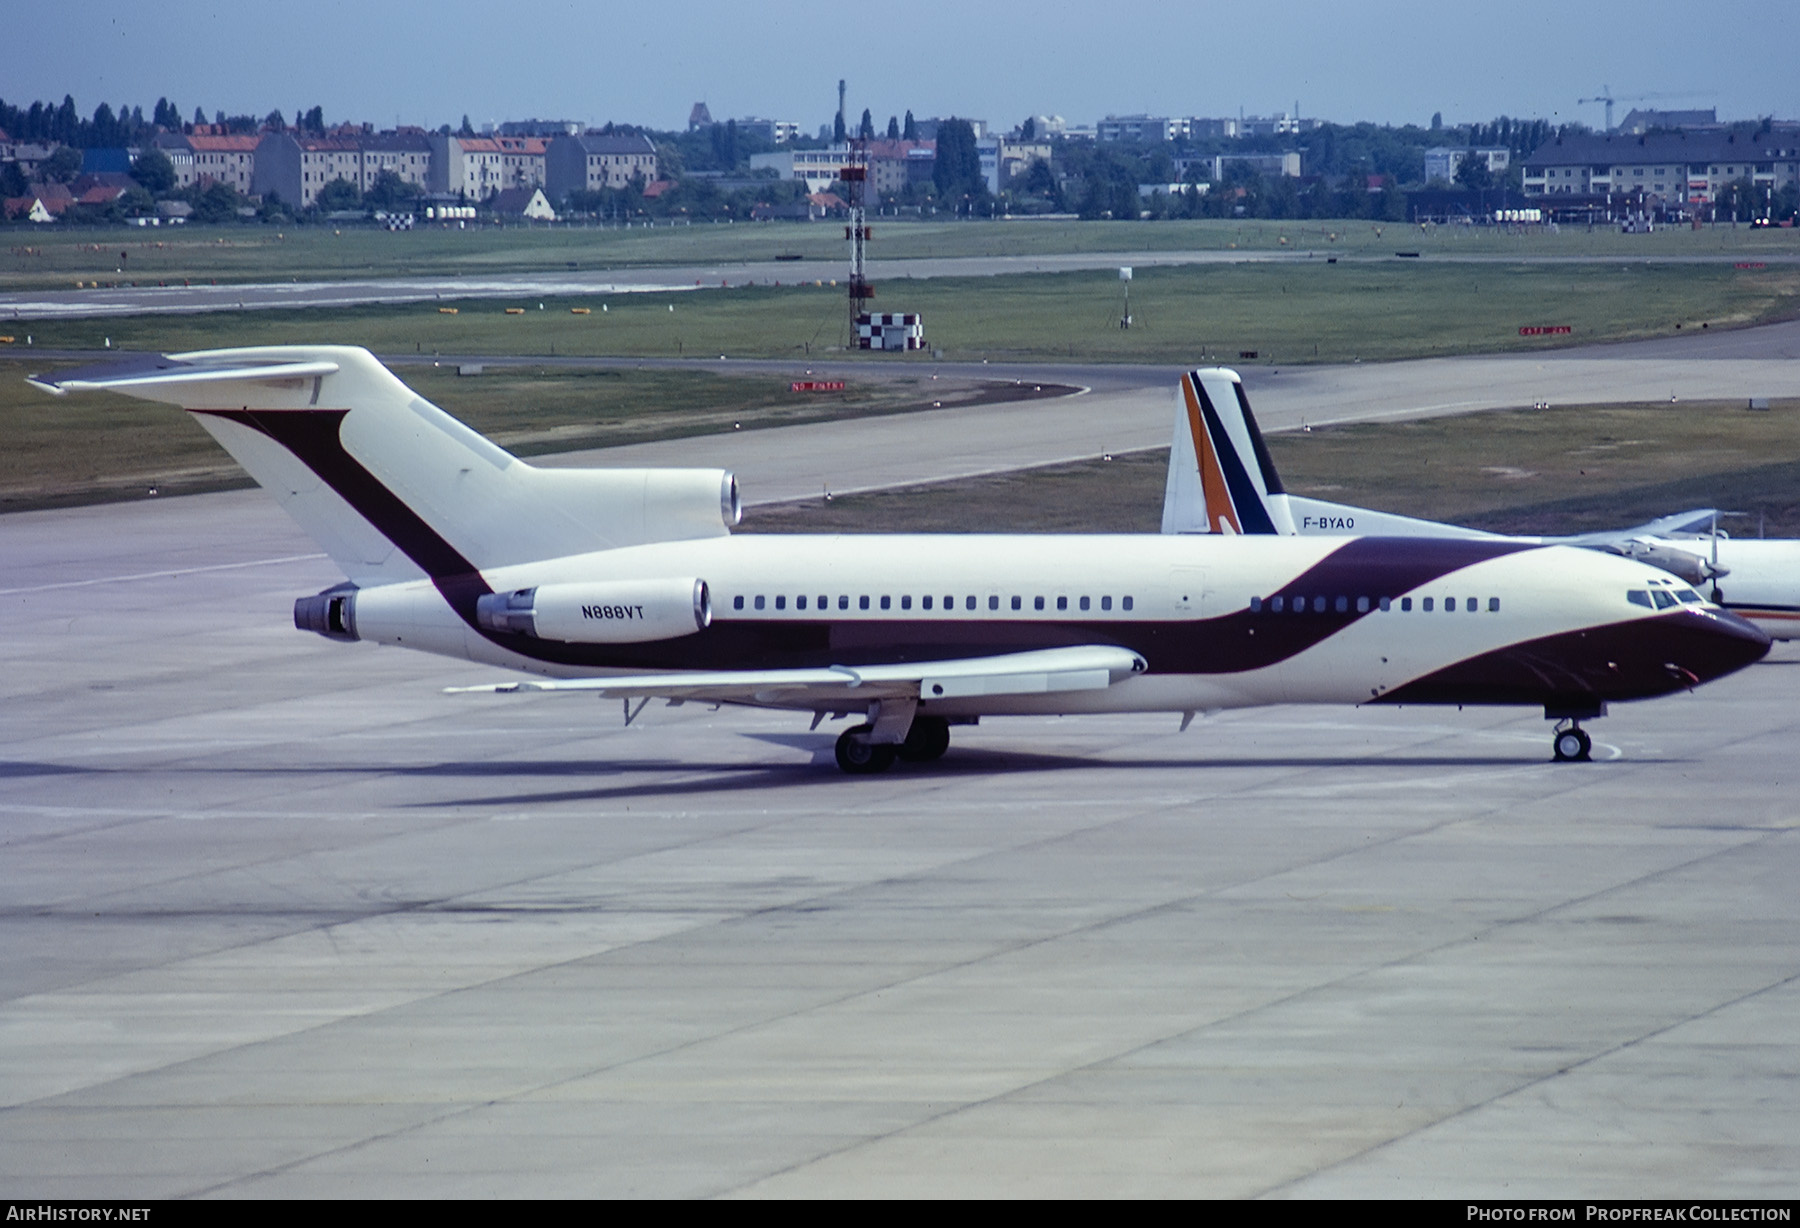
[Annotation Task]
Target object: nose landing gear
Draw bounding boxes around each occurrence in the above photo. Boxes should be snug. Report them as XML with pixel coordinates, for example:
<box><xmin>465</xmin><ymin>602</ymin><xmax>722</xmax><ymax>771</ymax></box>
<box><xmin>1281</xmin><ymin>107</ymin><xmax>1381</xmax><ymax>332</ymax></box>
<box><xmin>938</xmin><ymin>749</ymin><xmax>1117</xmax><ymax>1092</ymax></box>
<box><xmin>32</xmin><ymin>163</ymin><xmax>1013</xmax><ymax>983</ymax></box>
<box><xmin>1552</xmin><ymin>721</ymin><xmax>1593</xmax><ymax>762</ymax></box>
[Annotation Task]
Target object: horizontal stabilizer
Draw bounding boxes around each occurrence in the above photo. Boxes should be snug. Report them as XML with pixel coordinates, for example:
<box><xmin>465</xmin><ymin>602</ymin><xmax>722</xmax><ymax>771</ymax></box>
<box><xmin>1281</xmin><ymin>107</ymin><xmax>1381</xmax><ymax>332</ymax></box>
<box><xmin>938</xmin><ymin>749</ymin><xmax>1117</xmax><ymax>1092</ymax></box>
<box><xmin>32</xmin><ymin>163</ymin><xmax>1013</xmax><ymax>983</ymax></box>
<box><xmin>447</xmin><ymin>645</ymin><xmax>1148</xmax><ymax>708</ymax></box>
<box><xmin>29</xmin><ymin>354</ymin><xmax>340</xmax><ymax>397</ymax></box>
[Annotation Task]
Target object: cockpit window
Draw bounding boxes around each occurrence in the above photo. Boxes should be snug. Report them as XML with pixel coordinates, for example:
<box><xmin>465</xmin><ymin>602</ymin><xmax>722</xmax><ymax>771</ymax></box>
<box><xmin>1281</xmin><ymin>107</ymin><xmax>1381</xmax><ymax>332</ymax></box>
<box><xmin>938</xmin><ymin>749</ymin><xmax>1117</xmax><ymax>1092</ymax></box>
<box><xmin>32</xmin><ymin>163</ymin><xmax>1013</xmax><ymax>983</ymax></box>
<box><xmin>1676</xmin><ymin>589</ymin><xmax>1703</xmax><ymax>604</ymax></box>
<box><xmin>1651</xmin><ymin>590</ymin><xmax>1678</xmax><ymax>610</ymax></box>
<box><xmin>1627</xmin><ymin>590</ymin><xmax>1653</xmax><ymax>608</ymax></box>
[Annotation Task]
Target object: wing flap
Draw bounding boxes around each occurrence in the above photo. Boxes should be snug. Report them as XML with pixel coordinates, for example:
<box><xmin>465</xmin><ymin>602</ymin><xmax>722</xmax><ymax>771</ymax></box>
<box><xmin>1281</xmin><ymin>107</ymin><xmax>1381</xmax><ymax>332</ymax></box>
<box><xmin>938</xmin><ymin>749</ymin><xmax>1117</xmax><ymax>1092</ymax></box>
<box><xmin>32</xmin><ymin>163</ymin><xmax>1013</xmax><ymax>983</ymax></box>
<box><xmin>448</xmin><ymin>645</ymin><xmax>1147</xmax><ymax>708</ymax></box>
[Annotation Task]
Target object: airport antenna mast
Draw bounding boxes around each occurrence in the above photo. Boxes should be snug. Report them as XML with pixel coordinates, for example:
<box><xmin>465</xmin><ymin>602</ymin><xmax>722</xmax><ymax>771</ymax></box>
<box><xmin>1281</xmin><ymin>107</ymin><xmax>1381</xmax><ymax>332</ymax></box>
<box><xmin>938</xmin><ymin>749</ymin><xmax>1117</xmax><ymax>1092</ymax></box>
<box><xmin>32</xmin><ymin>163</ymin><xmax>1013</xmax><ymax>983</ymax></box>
<box><xmin>842</xmin><ymin>136</ymin><xmax>874</xmax><ymax>334</ymax></box>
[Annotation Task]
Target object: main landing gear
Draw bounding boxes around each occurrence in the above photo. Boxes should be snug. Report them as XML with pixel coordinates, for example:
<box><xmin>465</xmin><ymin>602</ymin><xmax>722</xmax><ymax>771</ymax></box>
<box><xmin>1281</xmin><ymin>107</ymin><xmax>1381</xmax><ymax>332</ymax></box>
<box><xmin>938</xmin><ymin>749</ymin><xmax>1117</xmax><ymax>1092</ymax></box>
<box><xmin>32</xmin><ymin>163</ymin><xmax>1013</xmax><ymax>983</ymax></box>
<box><xmin>834</xmin><ymin>716</ymin><xmax>952</xmax><ymax>775</ymax></box>
<box><xmin>1552</xmin><ymin>721</ymin><xmax>1593</xmax><ymax>762</ymax></box>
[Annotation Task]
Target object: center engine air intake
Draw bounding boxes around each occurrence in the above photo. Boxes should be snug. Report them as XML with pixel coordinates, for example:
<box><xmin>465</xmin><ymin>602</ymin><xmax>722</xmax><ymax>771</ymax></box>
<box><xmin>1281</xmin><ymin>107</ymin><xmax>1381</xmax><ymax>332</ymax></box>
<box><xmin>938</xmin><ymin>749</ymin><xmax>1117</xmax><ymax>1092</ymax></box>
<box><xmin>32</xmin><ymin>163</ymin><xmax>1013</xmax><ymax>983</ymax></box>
<box><xmin>294</xmin><ymin>584</ymin><xmax>359</xmax><ymax>641</ymax></box>
<box><xmin>475</xmin><ymin>578</ymin><xmax>712</xmax><ymax>643</ymax></box>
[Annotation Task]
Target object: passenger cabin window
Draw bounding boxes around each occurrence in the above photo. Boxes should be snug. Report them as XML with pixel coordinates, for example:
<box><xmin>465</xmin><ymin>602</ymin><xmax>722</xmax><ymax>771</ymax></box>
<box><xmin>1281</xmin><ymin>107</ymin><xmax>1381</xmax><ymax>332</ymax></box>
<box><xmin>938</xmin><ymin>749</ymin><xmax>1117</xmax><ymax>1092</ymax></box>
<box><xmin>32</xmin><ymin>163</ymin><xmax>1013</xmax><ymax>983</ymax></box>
<box><xmin>859</xmin><ymin>596</ymin><xmax>870</xmax><ymax>610</ymax></box>
<box><xmin>1123</xmin><ymin>597</ymin><xmax>1133</xmax><ymax>611</ymax></box>
<box><xmin>1012</xmin><ymin>596</ymin><xmax>1023</xmax><ymax>611</ymax></box>
<box><xmin>880</xmin><ymin>596</ymin><xmax>891</xmax><ymax>610</ymax></box>
<box><xmin>1422</xmin><ymin>597</ymin><xmax>1434</xmax><ymax>611</ymax></box>
<box><xmin>734</xmin><ymin>595</ymin><xmax>744</xmax><ymax>610</ymax></box>
<box><xmin>1035</xmin><ymin>596</ymin><xmax>1045</xmax><ymax>610</ymax></box>
<box><xmin>900</xmin><ymin>595</ymin><xmax>912</xmax><ymax>610</ymax></box>
<box><xmin>922</xmin><ymin>595</ymin><xmax>933</xmax><ymax>610</ymax></box>
<box><xmin>755</xmin><ymin>595</ymin><xmax>766</xmax><ymax>610</ymax></box>
<box><xmin>776</xmin><ymin>596</ymin><xmax>786</xmax><ymax>610</ymax></box>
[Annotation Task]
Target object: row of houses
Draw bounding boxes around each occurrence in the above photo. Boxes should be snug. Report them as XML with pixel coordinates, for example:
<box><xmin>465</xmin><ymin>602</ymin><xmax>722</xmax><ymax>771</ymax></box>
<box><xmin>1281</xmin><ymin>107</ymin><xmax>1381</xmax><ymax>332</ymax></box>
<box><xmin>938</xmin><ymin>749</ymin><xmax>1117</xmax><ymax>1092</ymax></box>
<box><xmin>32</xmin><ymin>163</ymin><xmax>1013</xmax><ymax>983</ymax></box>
<box><xmin>147</xmin><ymin>126</ymin><xmax>659</xmax><ymax>208</ymax></box>
<box><xmin>1096</xmin><ymin>113</ymin><xmax>1323</xmax><ymax>143</ymax></box>
<box><xmin>750</xmin><ymin>136</ymin><xmax>1056</xmax><ymax>197</ymax></box>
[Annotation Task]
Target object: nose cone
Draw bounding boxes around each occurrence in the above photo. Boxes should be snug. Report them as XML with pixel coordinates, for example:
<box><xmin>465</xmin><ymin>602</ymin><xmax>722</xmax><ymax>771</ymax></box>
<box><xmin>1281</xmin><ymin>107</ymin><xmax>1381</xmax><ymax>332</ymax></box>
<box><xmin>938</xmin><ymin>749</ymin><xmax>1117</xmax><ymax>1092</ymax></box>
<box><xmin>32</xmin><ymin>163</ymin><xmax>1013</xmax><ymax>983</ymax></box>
<box><xmin>1375</xmin><ymin>605</ymin><xmax>1770</xmax><ymax>708</ymax></box>
<box><xmin>1672</xmin><ymin>606</ymin><xmax>1772</xmax><ymax>685</ymax></box>
<box><xmin>1588</xmin><ymin>605</ymin><xmax>1770</xmax><ymax>700</ymax></box>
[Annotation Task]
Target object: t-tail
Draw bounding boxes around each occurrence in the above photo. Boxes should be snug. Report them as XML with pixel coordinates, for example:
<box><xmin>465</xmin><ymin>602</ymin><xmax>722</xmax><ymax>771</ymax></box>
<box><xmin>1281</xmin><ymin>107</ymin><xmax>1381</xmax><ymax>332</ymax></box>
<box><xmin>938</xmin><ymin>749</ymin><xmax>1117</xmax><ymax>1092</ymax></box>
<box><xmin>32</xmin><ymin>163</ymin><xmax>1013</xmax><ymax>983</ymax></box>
<box><xmin>31</xmin><ymin>346</ymin><xmax>742</xmax><ymax>589</ymax></box>
<box><xmin>1160</xmin><ymin>367</ymin><xmax>1501</xmax><ymax>540</ymax></box>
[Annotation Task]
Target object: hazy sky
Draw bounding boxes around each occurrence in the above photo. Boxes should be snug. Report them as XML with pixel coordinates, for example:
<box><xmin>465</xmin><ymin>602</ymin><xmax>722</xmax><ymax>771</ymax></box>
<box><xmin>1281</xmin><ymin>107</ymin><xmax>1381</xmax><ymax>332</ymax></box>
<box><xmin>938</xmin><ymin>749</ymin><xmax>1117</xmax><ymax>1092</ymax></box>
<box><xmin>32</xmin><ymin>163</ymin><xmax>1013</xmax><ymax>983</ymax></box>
<box><xmin>8</xmin><ymin>1</ymin><xmax>1796</xmax><ymax>134</ymax></box>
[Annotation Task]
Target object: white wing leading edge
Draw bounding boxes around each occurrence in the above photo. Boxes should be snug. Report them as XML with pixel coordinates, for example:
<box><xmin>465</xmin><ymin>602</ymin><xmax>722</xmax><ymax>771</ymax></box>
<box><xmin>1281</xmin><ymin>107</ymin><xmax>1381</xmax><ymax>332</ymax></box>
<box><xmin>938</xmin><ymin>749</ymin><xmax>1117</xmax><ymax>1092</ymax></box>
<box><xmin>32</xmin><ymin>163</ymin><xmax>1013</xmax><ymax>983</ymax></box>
<box><xmin>447</xmin><ymin>645</ymin><xmax>1148</xmax><ymax>708</ymax></box>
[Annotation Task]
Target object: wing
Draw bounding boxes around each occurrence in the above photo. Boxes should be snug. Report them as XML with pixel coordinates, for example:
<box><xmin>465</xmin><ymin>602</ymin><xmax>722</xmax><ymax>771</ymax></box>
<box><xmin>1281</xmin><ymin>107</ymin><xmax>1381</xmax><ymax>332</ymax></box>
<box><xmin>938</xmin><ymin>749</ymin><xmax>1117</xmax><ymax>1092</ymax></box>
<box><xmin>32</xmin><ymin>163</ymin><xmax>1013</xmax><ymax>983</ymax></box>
<box><xmin>1564</xmin><ymin>509</ymin><xmax>1722</xmax><ymax>545</ymax></box>
<box><xmin>447</xmin><ymin>645</ymin><xmax>1148</xmax><ymax>709</ymax></box>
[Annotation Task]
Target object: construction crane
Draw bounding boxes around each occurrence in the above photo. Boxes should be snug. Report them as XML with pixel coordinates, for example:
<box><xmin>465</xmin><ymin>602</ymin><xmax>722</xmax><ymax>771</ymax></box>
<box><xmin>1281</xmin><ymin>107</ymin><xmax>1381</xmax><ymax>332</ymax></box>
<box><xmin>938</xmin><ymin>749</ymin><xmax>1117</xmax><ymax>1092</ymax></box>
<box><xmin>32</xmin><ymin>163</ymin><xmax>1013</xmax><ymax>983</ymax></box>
<box><xmin>1578</xmin><ymin>86</ymin><xmax>1711</xmax><ymax>132</ymax></box>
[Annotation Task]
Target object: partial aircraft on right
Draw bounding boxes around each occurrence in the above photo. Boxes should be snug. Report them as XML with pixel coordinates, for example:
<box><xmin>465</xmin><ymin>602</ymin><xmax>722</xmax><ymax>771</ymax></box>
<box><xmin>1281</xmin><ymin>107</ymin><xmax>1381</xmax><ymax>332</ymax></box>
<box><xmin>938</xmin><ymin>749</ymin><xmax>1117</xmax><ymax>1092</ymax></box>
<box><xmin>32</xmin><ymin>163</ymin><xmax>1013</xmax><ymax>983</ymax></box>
<box><xmin>1162</xmin><ymin>369</ymin><xmax>1799</xmax><ymax>641</ymax></box>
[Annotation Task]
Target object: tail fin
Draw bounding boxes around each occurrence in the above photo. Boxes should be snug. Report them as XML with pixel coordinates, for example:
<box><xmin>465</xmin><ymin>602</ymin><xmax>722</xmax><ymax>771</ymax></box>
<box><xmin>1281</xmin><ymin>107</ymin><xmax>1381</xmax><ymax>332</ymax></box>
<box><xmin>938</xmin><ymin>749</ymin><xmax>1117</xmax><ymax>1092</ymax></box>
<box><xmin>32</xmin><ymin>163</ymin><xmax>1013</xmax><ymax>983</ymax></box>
<box><xmin>32</xmin><ymin>346</ymin><xmax>739</xmax><ymax>585</ymax></box>
<box><xmin>1161</xmin><ymin>368</ymin><xmax>1294</xmax><ymax>535</ymax></box>
<box><xmin>1155</xmin><ymin>365</ymin><xmax>1509</xmax><ymax>540</ymax></box>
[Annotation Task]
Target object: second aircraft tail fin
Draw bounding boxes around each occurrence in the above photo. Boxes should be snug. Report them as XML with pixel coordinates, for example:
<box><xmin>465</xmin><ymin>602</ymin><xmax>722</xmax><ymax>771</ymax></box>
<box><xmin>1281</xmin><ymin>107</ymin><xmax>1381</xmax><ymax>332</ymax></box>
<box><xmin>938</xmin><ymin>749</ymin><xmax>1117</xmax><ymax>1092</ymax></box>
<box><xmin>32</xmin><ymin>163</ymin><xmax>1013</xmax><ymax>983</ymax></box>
<box><xmin>1161</xmin><ymin>368</ymin><xmax>1295</xmax><ymax>535</ymax></box>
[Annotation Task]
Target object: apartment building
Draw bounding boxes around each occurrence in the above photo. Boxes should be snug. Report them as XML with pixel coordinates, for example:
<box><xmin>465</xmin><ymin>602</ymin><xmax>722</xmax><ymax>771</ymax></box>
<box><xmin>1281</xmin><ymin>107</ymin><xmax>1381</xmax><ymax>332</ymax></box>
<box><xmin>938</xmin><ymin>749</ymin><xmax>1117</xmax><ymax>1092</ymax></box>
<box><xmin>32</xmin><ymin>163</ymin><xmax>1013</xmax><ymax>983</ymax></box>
<box><xmin>154</xmin><ymin>129</ymin><xmax>259</xmax><ymax>193</ymax></box>
<box><xmin>1523</xmin><ymin>129</ymin><xmax>1800</xmax><ymax>209</ymax></box>
<box><xmin>544</xmin><ymin>132</ymin><xmax>659</xmax><ymax>199</ymax></box>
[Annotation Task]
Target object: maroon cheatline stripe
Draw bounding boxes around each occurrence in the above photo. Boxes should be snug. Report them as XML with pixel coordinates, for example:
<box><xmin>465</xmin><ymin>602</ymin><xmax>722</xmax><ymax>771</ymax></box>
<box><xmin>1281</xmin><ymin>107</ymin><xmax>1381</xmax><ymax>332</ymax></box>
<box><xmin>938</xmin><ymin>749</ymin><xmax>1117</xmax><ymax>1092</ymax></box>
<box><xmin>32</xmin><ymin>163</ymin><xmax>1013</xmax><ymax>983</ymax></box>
<box><xmin>1375</xmin><ymin>606</ymin><xmax>1769</xmax><ymax>706</ymax></box>
<box><xmin>197</xmin><ymin>407</ymin><xmax>1543</xmax><ymax>678</ymax></box>
<box><xmin>193</xmin><ymin>409</ymin><xmax>495</xmax><ymax>627</ymax></box>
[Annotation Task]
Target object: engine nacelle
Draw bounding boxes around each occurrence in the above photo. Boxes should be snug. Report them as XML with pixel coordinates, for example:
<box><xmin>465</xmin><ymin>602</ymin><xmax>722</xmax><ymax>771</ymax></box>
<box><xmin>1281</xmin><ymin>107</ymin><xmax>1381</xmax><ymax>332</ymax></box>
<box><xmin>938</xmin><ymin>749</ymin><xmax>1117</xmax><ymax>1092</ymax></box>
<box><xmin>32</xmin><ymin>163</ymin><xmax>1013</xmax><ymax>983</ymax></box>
<box><xmin>475</xmin><ymin>578</ymin><xmax>711</xmax><ymax>643</ymax></box>
<box><xmin>294</xmin><ymin>583</ymin><xmax>359</xmax><ymax>641</ymax></box>
<box><xmin>1605</xmin><ymin>539</ymin><xmax>1725</xmax><ymax>586</ymax></box>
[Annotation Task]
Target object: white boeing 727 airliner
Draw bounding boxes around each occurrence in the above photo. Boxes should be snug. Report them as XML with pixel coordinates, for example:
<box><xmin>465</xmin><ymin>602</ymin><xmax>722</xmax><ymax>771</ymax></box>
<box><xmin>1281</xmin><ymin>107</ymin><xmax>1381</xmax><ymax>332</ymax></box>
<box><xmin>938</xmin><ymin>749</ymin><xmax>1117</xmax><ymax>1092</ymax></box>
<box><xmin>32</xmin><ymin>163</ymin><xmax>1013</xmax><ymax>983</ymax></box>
<box><xmin>1161</xmin><ymin>366</ymin><xmax>1800</xmax><ymax>641</ymax></box>
<box><xmin>34</xmin><ymin>347</ymin><xmax>1769</xmax><ymax>771</ymax></box>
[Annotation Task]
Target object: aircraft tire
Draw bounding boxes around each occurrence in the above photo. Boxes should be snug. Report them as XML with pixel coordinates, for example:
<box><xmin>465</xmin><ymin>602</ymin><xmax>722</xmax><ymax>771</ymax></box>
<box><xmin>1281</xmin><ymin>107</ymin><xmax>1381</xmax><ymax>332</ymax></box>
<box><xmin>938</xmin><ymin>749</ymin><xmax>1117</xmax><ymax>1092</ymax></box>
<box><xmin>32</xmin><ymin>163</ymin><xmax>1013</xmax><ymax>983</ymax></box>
<box><xmin>1553</xmin><ymin>728</ymin><xmax>1592</xmax><ymax>762</ymax></box>
<box><xmin>835</xmin><ymin>725</ymin><xmax>896</xmax><ymax>774</ymax></box>
<box><xmin>896</xmin><ymin>716</ymin><xmax>951</xmax><ymax>762</ymax></box>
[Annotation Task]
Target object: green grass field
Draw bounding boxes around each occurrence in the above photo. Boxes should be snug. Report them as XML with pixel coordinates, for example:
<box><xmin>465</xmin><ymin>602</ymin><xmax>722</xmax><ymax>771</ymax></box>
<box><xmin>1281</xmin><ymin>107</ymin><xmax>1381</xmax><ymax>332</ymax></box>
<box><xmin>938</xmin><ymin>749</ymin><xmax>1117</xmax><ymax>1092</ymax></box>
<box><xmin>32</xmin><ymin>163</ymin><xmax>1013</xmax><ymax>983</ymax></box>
<box><xmin>13</xmin><ymin>258</ymin><xmax>1798</xmax><ymax>366</ymax></box>
<box><xmin>743</xmin><ymin>399</ymin><xmax>1800</xmax><ymax>538</ymax></box>
<box><xmin>6</xmin><ymin>217</ymin><xmax>1798</xmax><ymax>291</ymax></box>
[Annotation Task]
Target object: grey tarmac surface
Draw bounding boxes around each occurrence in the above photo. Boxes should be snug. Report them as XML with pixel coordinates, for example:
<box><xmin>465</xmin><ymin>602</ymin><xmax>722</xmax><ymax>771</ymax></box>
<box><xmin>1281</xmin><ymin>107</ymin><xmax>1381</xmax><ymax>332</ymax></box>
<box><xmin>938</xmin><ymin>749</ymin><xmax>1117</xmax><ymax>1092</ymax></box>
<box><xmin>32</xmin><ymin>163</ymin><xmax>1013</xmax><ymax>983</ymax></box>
<box><xmin>2</xmin><ymin>328</ymin><xmax>1798</xmax><ymax>1197</ymax></box>
<box><xmin>1</xmin><ymin>498</ymin><xmax>1796</xmax><ymax>1198</ymax></box>
<box><xmin>535</xmin><ymin>347</ymin><xmax>1800</xmax><ymax>504</ymax></box>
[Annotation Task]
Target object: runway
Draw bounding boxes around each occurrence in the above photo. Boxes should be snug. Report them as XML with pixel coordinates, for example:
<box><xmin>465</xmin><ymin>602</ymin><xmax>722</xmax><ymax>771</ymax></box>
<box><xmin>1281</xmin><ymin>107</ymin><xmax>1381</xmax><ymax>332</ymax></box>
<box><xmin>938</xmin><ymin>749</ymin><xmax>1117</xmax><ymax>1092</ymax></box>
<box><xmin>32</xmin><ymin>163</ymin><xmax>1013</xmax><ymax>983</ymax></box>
<box><xmin>10</xmin><ymin>244</ymin><xmax>1796</xmax><ymax>321</ymax></box>
<box><xmin>2</xmin><ymin>333</ymin><xmax>1799</xmax><ymax>1196</ymax></box>
<box><xmin>0</xmin><ymin>250</ymin><xmax>1300</xmax><ymax>321</ymax></box>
